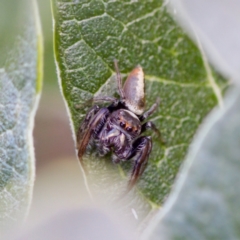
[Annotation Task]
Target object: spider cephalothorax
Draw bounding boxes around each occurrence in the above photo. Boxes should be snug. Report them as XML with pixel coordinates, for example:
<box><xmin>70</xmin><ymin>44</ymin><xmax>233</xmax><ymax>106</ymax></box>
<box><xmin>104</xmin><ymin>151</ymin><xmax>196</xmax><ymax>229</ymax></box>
<box><xmin>77</xmin><ymin>61</ymin><xmax>164</xmax><ymax>190</ymax></box>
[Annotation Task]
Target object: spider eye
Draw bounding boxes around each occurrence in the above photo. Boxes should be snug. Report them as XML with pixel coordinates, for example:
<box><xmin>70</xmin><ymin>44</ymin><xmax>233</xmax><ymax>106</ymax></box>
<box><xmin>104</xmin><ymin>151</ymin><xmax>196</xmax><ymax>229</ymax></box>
<box><xmin>126</xmin><ymin>126</ymin><xmax>132</xmax><ymax>132</ymax></box>
<box><xmin>134</xmin><ymin>129</ymin><xmax>138</xmax><ymax>133</ymax></box>
<box><xmin>120</xmin><ymin>122</ymin><xmax>126</xmax><ymax>128</ymax></box>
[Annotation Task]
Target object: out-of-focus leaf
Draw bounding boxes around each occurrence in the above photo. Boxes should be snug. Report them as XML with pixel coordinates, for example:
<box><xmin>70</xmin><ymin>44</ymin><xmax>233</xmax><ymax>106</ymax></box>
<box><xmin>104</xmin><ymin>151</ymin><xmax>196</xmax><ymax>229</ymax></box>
<box><xmin>52</xmin><ymin>0</ymin><xmax>226</xmax><ymax>222</ymax></box>
<box><xmin>0</xmin><ymin>0</ymin><xmax>43</xmax><ymax>233</ymax></box>
<box><xmin>16</xmin><ymin>209</ymin><xmax>132</xmax><ymax>240</ymax></box>
<box><xmin>168</xmin><ymin>0</ymin><xmax>240</xmax><ymax>82</ymax></box>
<box><xmin>142</xmin><ymin>85</ymin><xmax>240</xmax><ymax>240</ymax></box>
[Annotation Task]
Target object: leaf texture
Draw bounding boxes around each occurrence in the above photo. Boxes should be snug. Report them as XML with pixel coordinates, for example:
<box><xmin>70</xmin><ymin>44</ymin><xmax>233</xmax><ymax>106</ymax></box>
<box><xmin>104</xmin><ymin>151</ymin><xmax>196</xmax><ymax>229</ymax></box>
<box><xmin>143</xmin><ymin>84</ymin><xmax>240</xmax><ymax>240</ymax></box>
<box><xmin>0</xmin><ymin>0</ymin><xmax>43</xmax><ymax>233</ymax></box>
<box><xmin>52</xmin><ymin>0</ymin><xmax>226</xmax><ymax>221</ymax></box>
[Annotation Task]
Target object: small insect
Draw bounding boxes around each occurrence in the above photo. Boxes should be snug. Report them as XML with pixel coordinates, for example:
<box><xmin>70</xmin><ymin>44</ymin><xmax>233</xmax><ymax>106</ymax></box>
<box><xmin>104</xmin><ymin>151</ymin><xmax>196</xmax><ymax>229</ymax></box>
<box><xmin>77</xmin><ymin>60</ymin><xmax>164</xmax><ymax>190</ymax></box>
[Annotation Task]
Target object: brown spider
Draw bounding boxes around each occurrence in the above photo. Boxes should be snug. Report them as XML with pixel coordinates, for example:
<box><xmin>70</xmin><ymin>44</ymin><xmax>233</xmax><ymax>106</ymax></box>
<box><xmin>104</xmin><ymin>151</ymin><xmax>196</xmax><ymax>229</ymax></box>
<box><xmin>77</xmin><ymin>61</ymin><xmax>164</xmax><ymax>190</ymax></box>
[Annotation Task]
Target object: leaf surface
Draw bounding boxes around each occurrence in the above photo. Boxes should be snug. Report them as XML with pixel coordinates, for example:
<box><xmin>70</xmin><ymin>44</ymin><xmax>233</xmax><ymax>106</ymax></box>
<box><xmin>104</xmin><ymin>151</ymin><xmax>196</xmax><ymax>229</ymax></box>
<box><xmin>0</xmin><ymin>0</ymin><xmax>43</xmax><ymax>233</ymax></box>
<box><xmin>143</xmin><ymin>85</ymin><xmax>240</xmax><ymax>239</ymax></box>
<box><xmin>52</xmin><ymin>0</ymin><xmax>226</xmax><ymax>221</ymax></box>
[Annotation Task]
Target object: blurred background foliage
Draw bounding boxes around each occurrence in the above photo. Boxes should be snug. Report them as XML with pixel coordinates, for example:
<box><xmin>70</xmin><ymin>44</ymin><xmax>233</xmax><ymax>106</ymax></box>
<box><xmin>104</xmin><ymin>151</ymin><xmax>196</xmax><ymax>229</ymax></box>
<box><xmin>33</xmin><ymin>0</ymin><xmax>89</xmax><ymax>223</ymax></box>
<box><xmin>33</xmin><ymin>0</ymin><xmax>90</xmax><ymax>216</ymax></box>
<box><xmin>35</xmin><ymin>0</ymin><xmax>76</xmax><ymax>166</ymax></box>
<box><xmin>0</xmin><ymin>0</ymin><xmax>88</xmax><ymax>231</ymax></box>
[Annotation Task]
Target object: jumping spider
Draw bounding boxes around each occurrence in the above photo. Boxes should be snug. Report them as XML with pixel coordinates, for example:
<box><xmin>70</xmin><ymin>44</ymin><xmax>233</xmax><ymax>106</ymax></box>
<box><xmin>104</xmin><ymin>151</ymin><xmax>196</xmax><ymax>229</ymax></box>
<box><xmin>77</xmin><ymin>61</ymin><xmax>164</xmax><ymax>190</ymax></box>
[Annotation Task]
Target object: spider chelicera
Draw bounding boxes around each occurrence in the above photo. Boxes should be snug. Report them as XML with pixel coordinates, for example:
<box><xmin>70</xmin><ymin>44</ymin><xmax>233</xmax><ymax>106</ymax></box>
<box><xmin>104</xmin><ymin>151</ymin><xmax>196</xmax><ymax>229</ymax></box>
<box><xmin>77</xmin><ymin>60</ymin><xmax>164</xmax><ymax>190</ymax></box>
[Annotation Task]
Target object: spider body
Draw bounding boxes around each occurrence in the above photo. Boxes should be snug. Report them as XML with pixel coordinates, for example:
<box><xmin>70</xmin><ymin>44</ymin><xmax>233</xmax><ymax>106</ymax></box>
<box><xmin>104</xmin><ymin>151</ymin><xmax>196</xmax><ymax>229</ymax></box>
<box><xmin>96</xmin><ymin>109</ymin><xmax>142</xmax><ymax>160</ymax></box>
<box><xmin>77</xmin><ymin>61</ymin><xmax>164</xmax><ymax>190</ymax></box>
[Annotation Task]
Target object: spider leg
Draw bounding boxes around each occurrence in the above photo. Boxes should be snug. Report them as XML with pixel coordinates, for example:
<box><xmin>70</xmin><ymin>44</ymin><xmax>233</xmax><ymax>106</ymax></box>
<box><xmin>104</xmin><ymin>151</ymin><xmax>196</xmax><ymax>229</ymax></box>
<box><xmin>114</xmin><ymin>59</ymin><xmax>125</xmax><ymax>99</ymax></box>
<box><xmin>77</xmin><ymin>107</ymin><xmax>110</xmax><ymax>169</ymax></box>
<box><xmin>92</xmin><ymin>96</ymin><xmax>119</xmax><ymax>107</ymax></box>
<box><xmin>78</xmin><ymin>96</ymin><xmax>118</xmax><ymax>110</ymax></box>
<box><xmin>112</xmin><ymin>154</ymin><xmax>121</xmax><ymax>164</ymax></box>
<box><xmin>141</xmin><ymin>121</ymin><xmax>165</xmax><ymax>145</ymax></box>
<box><xmin>139</xmin><ymin>97</ymin><xmax>160</xmax><ymax>121</ymax></box>
<box><xmin>127</xmin><ymin>136</ymin><xmax>152</xmax><ymax>190</ymax></box>
<box><xmin>93</xmin><ymin>96</ymin><xmax>117</xmax><ymax>103</ymax></box>
<box><xmin>77</xmin><ymin>105</ymin><xmax>99</xmax><ymax>147</ymax></box>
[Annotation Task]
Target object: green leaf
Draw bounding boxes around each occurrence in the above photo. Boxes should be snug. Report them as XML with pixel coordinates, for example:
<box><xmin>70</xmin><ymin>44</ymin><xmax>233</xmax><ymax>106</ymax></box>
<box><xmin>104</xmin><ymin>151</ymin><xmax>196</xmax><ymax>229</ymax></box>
<box><xmin>52</xmin><ymin>0</ymin><xmax>226</xmax><ymax>220</ymax></box>
<box><xmin>143</xmin><ymin>85</ymin><xmax>240</xmax><ymax>240</ymax></box>
<box><xmin>0</xmin><ymin>0</ymin><xmax>43</xmax><ymax>233</ymax></box>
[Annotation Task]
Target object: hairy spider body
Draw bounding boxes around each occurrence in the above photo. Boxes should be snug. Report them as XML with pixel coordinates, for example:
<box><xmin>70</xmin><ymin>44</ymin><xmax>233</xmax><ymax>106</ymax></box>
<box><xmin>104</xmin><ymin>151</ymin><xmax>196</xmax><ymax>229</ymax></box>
<box><xmin>96</xmin><ymin>109</ymin><xmax>142</xmax><ymax>159</ymax></box>
<box><xmin>77</xmin><ymin>61</ymin><xmax>164</xmax><ymax>190</ymax></box>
